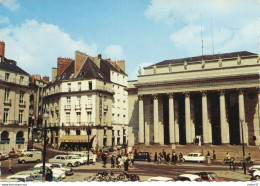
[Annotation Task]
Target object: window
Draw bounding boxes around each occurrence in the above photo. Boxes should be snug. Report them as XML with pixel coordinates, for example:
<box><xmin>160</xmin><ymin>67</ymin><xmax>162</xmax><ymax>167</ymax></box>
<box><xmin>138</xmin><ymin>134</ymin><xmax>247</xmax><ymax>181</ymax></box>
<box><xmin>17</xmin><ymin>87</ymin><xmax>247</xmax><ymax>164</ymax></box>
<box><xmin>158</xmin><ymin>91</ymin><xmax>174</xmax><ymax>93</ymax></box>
<box><xmin>19</xmin><ymin>91</ymin><xmax>24</xmax><ymax>104</ymax></box>
<box><xmin>112</xmin><ymin>130</ymin><xmax>114</xmax><ymax>136</ymax></box>
<box><xmin>76</xmin><ymin>130</ymin><xmax>81</xmax><ymax>136</ymax></box>
<box><xmin>104</xmin><ymin>130</ymin><xmax>107</xmax><ymax>135</ymax></box>
<box><xmin>3</xmin><ymin>108</ymin><xmax>9</xmax><ymax>123</ymax></box>
<box><xmin>19</xmin><ymin>76</ymin><xmax>24</xmax><ymax>84</ymax></box>
<box><xmin>4</xmin><ymin>88</ymin><xmax>10</xmax><ymax>101</ymax></box>
<box><xmin>67</xmin><ymin>83</ymin><xmax>71</xmax><ymax>92</ymax></box>
<box><xmin>5</xmin><ymin>73</ymin><xmax>9</xmax><ymax>81</ymax></box>
<box><xmin>76</xmin><ymin>112</ymin><xmax>81</xmax><ymax>124</ymax></box>
<box><xmin>18</xmin><ymin>110</ymin><xmax>23</xmax><ymax>124</ymax></box>
<box><xmin>66</xmin><ymin>96</ymin><xmax>71</xmax><ymax>105</ymax></box>
<box><xmin>117</xmin><ymin>130</ymin><xmax>120</xmax><ymax>136</ymax></box>
<box><xmin>78</xmin><ymin>82</ymin><xmax>81</xmax><ymax>91</ymax></box>
<box><xmin>66</xmin><ymin>113</ymin><xmax>70</xmax><ymax>123</ymax></box>
<box><xmin>88</xmin><ymin>81</ymin><xmax>92</xmax><ymax>90</ymax></box>
<box><xmin>77</xmin><ymin>96</ymin><xmax>81</xmax><ymax>106</ymax></box>
<box><xmin>123</xmin><ymin>129</ymin><xmax>126</xmax><ymax>135</ymax></box>
<box><xmin>87</xmin><ymin>112</ymin><xmax>92</xmax><ymax>122</ymax></box>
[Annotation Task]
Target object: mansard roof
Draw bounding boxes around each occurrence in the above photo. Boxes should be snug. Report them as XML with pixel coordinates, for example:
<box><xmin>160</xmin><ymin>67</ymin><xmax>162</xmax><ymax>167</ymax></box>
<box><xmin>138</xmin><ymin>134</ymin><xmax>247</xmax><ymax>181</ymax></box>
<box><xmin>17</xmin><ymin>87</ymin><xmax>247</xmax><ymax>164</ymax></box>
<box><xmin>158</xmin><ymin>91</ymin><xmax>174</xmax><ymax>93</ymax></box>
<box><xmin>0</xmin><ymin>57</ymin><xmax>29</xmax><ymax>76</ymax></box>
<box><xmin>146</xmin><ymin>51</ymin><xmax>257</xmax><ymax>68</ymax></box>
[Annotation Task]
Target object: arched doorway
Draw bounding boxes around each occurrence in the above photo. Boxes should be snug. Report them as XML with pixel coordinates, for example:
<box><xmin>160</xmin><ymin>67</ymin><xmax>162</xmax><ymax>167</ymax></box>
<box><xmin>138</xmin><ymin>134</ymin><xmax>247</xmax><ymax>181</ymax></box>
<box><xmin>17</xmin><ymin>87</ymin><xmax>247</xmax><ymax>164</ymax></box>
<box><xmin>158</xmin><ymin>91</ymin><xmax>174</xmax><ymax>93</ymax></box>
<box><xmin>1</xmin><ymin>131</ymin><xmax>9</xmax><ymax>140</ymax></box>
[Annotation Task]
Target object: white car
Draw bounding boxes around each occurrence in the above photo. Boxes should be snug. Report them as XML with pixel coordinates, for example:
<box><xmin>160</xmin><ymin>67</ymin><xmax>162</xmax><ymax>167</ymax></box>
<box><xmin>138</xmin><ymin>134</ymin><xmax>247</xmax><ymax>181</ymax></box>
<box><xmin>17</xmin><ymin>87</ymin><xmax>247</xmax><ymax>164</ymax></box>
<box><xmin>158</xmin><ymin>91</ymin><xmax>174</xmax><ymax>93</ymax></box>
<box><xmin>81</xmin><ymin>151</ymin><xmax>97</xmax><ymax>163</ymax></box>
<box><xmin>183</xmin><ymin>153</ymin><xmax>206</xmax><ymax>163</ymax></box>
<box><xmin>148</xmin><ymin>176</ymin><xmax>175</xmax><ymax>181</ymax></box>
<box><xmin>66</xmin><ymin>155</ymin><xmax>86</xmax><ymax>165</ymax></box>
<box><xmin>69</xmin><ymin>152</ymin><xmax>89</xmax><ymax>163</ymax></box>
<box><xmin>249</xmin><ymin>165</ymin><xmax>260</xmax><ymax>174</ymax></box>
<box><xmin>176</xmin><ymin>174</ymin><xmax>203</xmax><ymax>181</ymax></box>
<box><xmin>14</xmin><ymin>170</ymin><xmax>41</xmax><ymax>178</ymax></box>
<box><xmin>28</xmin><ymin>167</ymin><xmax>62</xmax><ymax>181</ymax></box>
<box><xmin>51</xmin><ymin>163</ymin><xmax>74</xmax><ymax>175</ymax></box>
<box><xmin>0</xmin><ymin>152</ymin><xmax>9</xmax><ymax>159</ymax></box>
<box><xmin>49</xmin><ymin>155</ymin><xmax>79</xmax><ymax>167</ymax></box>
<box><xmin>34</xmin><ymin>163</ymin><xmax>66</xmax><ymax>179</ymax></box>
<box><xmin>252</xmin><ymin>170</ymin><xmax>260</xmax><ymax>180</ymax></box>
<box><xmin>6</xmin><ymin>175</ymin><xmax>35</xmax><ymax>182</ymax></box>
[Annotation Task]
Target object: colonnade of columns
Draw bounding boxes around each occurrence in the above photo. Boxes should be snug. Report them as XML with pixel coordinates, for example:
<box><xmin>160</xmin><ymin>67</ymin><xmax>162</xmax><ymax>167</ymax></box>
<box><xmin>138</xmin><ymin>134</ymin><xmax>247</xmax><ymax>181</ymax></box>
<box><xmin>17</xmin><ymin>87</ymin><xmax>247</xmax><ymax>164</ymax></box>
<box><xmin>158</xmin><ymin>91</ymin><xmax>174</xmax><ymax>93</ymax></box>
<box><xmin>138</xmin><ymin>88</ymin><xmax>260</xmax><ymax>145</ymax></box>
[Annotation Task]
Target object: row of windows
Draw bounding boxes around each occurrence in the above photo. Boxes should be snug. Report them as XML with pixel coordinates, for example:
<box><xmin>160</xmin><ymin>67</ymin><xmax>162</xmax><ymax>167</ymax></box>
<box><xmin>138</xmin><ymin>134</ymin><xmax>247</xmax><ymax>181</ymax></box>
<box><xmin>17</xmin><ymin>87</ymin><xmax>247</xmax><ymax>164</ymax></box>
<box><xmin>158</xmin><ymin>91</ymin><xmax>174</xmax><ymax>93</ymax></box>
<box><xmin>4</xmin><ymin>89</ymin><xmax>25</xmax><ymax>103</ymax></box>
<box><xmin>3</xmin><ymin>73</ymin><xmax>25</xmax><ymax>84</ymax></box>
<box><xmin>3</xmin><ymin>109</ymin><xmax>24</xmax><ymax>124</ymax></box>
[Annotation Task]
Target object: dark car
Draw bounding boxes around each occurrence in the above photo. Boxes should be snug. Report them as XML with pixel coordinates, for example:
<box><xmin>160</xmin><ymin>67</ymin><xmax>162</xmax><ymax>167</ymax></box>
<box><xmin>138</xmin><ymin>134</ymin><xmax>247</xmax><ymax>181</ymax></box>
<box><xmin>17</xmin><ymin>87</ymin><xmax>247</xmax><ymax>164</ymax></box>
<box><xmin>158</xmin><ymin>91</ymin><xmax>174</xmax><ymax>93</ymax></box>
<box><xmin>194</xmin><ymin>172</ymin><xmax>226</xmax><ymax>181</ymax></box>
<box><xmin>134</xmin><ymin>152</ymin><xmax>151</xmax><ymax>161</ymax></box>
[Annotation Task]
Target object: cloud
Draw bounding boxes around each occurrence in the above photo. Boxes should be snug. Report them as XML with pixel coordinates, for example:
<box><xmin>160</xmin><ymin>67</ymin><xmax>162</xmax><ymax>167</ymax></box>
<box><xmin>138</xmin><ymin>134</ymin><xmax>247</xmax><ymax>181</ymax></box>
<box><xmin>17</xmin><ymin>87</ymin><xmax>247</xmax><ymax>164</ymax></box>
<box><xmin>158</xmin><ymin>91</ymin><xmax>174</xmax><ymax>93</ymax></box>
<box><xmin>1</xmin><ymin>0</ymin><xmax>20</xmax><ymax>11</ymax></box>
<box><xmin>128</xmin><ymin>62</ymin><xmax>153</xmax><ymax>80</ymax></box>
<box><xmin>145</xmin><ymin>0</ymin><xmax>259</xmax><ymax>56</ymax></box>
<box><xmin>0</xmin><ymin>19</ymin><xmax>97</xmax><ymax>77</ymax></box>
<box><xmin>0</xmin><ymin>15</ymin><xmax>9</xmax><ymax>24</ymax></box>
<box><xmin>104</xmin><ymin>45</ymin><xmax>124</xmax><ymax>60</ymax></box>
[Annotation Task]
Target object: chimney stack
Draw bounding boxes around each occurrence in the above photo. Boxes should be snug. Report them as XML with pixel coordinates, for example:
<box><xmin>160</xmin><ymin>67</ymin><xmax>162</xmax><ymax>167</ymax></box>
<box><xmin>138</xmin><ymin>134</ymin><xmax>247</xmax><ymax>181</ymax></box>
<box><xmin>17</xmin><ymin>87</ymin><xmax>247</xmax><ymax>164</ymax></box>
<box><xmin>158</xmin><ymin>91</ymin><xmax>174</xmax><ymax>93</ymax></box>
<box><xmin>52</xmin><ymin>67</ymin><xmax>57</xmax><ymax>81</ymax></box>
<box><xmin>0</xmin><ymin>41</ymin><xmax>5</xmax><ymax>62</ymax></box>
<box><xmin>117</xmin><ymin>60</ymin><xmax>125</xmax><ymax>72</ymax></box>
<box><xmin>98</xmin><ymin>54</ymin><xmax>102</xmax><ymax>59</ymax></box>
<box><xmin>75</xmin><ymin>51</ymin><xmax>88</xmax><ymax>76</ymax></box>
<box><xmin>57</xmin><ymin>57</ymin><xmax>73</xmax><ymax>76</ymax></box>
<box><xmin>42</xmin><ymin>76</ymin><xmax>50</xmax><ymax>84</ymax></box>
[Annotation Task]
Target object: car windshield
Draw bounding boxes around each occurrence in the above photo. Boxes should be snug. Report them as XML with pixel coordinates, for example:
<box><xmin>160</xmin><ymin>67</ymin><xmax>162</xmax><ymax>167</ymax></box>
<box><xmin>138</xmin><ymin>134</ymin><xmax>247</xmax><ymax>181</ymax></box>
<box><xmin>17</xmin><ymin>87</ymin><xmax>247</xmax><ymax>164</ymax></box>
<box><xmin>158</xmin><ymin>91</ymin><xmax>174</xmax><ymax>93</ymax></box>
<box><xmin>208</xmin><ymin>173</ymin><xmax>218</xmax><ymax>180</ymax></box>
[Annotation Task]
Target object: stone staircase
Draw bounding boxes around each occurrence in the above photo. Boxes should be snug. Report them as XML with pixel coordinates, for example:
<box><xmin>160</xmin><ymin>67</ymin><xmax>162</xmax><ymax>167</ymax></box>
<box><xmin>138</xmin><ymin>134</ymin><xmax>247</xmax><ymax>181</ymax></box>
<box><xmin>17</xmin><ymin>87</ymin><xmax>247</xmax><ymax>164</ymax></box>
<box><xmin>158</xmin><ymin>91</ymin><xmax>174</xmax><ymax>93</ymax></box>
<box><xmin>133</xmin><ymin>144</ymin><xmax>260</xmax><ymax>163</ymax></box>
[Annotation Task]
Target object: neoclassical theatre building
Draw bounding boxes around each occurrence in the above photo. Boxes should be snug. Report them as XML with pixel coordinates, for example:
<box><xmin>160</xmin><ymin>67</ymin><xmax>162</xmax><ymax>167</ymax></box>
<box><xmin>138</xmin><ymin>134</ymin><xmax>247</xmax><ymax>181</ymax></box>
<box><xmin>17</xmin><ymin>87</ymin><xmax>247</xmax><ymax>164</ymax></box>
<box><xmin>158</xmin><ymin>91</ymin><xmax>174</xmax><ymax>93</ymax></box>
<box><xmin>128</xmin><ymin>51</ymin><xmax>260</xmax><ymax>147</ymax></box>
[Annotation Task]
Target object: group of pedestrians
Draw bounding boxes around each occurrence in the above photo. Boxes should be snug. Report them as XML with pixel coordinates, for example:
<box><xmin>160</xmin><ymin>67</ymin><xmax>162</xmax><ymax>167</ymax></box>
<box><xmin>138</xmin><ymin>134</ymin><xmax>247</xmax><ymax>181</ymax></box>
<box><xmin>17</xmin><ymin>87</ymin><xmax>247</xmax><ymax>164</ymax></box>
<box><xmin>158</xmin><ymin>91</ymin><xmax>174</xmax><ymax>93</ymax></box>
<box><xmin>101</xmin><ymin>153</ymin><xmax>134</xmax><ymax>172</ymax></box>
<box><xmin>154</xmin><ymin>149</ymin><xmax>184</xmax><ymax>165</ymax></box>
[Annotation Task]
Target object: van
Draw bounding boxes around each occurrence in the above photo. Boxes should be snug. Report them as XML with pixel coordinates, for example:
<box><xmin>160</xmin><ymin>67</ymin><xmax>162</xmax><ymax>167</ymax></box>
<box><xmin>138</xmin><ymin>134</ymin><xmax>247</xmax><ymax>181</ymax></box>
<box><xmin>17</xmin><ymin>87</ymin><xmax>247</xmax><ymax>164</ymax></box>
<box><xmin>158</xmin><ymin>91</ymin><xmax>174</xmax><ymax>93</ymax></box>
<box><xmin>18</xmin><ymin>152</ymin><xmax>42</xmax><ymax>164</ymax></box>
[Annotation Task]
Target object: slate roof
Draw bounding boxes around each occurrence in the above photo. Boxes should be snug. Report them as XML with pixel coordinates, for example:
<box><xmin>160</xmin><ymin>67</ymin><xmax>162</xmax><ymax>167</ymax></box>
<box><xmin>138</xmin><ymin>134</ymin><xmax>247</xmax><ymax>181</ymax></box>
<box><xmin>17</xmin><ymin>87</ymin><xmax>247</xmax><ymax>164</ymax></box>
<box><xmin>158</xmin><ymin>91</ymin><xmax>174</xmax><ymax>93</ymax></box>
<box><xmin>0</xmin><ymin>57</ymin><xmax>29</xmax><ymax>75</ymax></box>
<box><xmin>146</xmin><ymin>51</ymin><xmax>257</xmax><ymax>68</ymax></box>
<box><xmin>49</xmin><ymin>57</ymin><xmax>127</xmax><ymax>86</ymax></box>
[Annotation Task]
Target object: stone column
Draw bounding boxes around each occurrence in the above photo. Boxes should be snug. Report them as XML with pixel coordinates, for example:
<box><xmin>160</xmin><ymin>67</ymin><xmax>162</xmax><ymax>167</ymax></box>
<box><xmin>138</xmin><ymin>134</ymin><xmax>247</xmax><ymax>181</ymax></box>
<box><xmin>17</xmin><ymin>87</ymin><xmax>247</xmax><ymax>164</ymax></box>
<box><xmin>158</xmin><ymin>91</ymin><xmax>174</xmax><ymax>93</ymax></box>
<box><xmin>174</xmin><ymin>99</ymin><xmax>179</xmax><ymax>144</ymax></box>
<box><xmin>185</xmin><ymin>92</ymin><xmax>192</xmax><ymax>144</ymax></box>
<box><xmin>153</xmin><ymin>94</ymin><xmax>159</xmax><ymax>144</ymax></box>
<box><xmin>145</xmin><ymin>121</ymin><xmax>150</xmax><ymax>145</ymax></box>
<box><xmin>238</xmin><ymin>89</ymin><xmax>248</xmax><ymax>145</ymax></box>
<box><xmin>190</xmin><ymin>98</ymin><xmax>195</xmax><ymax>141</ymax></box>
<box><xmin>168</xmin><ymin>93</ymin><xmax>175</xmax><ymax>144</ymax></box>
<box><xmin>202</xmin><ymin>91</ymin><xmax>209</xmax><ymax>144</ymax></box>
<box><xmin>138</xmin><ymin>95</ymin><xmax>144</xmax><ymax>144</ymax></box>
<box><xmin>219</xmin><ymin>90</ymin><xmax>229</xmax><ymax>144</ymax></box>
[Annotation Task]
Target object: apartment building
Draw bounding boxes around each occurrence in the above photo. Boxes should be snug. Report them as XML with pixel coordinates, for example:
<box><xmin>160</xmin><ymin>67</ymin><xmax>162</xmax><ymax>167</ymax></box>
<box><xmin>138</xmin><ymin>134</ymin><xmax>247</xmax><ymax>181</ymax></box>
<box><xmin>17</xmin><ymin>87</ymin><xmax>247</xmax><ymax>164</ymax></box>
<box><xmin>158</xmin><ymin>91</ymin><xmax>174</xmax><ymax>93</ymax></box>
<box><xmin>43</xmin><ymin>51</ymin><xmax>128</xmax><ymax>150</ymax></box>
<box><xmin>0</xmin><ymin>41</ymin><xmax>30</xmax><ymax>152</ymax></box>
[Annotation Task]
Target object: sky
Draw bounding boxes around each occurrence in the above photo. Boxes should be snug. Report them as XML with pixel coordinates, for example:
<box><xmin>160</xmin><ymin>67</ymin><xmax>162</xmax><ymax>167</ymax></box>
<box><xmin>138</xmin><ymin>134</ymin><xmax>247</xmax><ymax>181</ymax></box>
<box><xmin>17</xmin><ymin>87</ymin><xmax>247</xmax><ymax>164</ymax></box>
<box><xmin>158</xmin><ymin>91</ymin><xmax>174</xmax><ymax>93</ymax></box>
<box><xmin>0</xmin><ymin>0</ymin><xmax>259</xmax><ymax>80</ymax></box>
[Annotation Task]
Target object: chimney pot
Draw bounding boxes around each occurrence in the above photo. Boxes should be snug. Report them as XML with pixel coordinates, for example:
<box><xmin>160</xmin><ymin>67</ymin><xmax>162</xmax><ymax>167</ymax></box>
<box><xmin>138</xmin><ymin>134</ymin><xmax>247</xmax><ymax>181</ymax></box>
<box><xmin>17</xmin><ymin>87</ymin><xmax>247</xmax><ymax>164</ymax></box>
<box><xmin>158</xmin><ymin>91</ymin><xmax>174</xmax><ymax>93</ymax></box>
<box><xmin>0</xmin><ymin>41</ymin><xmax>5</xmax><ymax>62</ymax></box>
<box><xmin>98</xmin><ymin>54</ymin><xmax>102</xmax><ymax>59</ymax></box>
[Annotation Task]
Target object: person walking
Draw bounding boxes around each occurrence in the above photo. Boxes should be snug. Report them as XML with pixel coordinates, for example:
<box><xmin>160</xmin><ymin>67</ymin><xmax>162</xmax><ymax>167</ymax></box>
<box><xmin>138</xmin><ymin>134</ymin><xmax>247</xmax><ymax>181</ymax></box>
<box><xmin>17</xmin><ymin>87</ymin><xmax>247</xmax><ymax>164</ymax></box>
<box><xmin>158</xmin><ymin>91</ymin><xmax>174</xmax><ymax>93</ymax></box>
<box><xmin>123</xmin><ymin>155</ymin><xmax>129</xmax><ymax>172</ymax></box>
<box><xmin>206</xmin><ymin>153</ymin><xmax>211</xmax><ymax>166</ymax></box>
<box><xmin>171</xmin><ymin>152</ymin><xmax>175</xmax><ymax>164</ymax></box>
<box><xmin>111</xmin><ymin>155</ymin><xmax>115</xmax><ymax>168</ymax></box>
<box><xmin>162</xmin><ymin>149</ymin><xmax>166</xmax><ymax>160</ymax></box>
<box><xmin>101</xmin><ymin>153</ymin><xmax>107</xmax><ymax>168</ymax></box>
<box><xmin>179</xmin><ymin>153</ymin><xmax>183</xmax><ymax>165</ymax></box>
<box><xmin>154</xmin><ymin>152</ymin><xmax>158</xmax><ymax>163</ymax></box>
<box><xmin>213</xmin><ymin>150</ymin><xmax>216</xmax><ymax>161</ymax></box>
<box><xmin>158</xmin><ymin>153</ymin><xmax>162</xmax><ymax>164</ymax></box>
<box><xmin>166</xmin><ymin>153</ymin><xmax>170</xmax><ymax>165</ymax></box>
<box><xmin>8</xmin><ymin>159</ymin><xmax>13</xmax><ymax>173</ymax></box>
<box><xmin>174</xmin><ymin>153</ymin><xmax>178</xmax><ymax>166</ymax></box>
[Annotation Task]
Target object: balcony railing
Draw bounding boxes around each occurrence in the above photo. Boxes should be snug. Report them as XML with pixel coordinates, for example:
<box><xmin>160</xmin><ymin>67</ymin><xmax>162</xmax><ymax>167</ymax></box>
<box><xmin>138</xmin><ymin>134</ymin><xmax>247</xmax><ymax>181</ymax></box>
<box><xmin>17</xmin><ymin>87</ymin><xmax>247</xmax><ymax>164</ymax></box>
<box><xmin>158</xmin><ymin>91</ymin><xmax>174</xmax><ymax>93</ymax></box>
<box><xmin>75</xmin><ymin>104</ymin><xmax>81</xmax><ymax>110</ymax></box>
<box><xmin>103</xmin><ymin>104</ymin><xmax>108</xmax><ymax>110</ymax></box>
<box><xmin>0</xmin><ymin>120</ymin><xmax>27</xmax><ymax>126</ymax></box>
<box><xmin>85</xmin><ymin>104</ymin><xmax>92</xmax><ymax>109</ymax></box>
<box><xmin>19</xmin><ymin>101</ymin><xmax>26</xmax><ymax>108</ymax></box>
<box><xmin>61</xmin><ymin>122</ymin><xmax>94</xmax><ymax>127</ymax></box>
<box><xmin>0</xmin><ymin>75</ymin><xmax>29</xmax><ymax>85</ymax></box>
<box><xmin>4</xmin><ymin>99</ymin><xmax>11</xmax><ymax>106</ymax></box>
<box><xmin>64</xmin><ymin>105</ymin><xmax>71</xmax><ymax>110</ymax></box>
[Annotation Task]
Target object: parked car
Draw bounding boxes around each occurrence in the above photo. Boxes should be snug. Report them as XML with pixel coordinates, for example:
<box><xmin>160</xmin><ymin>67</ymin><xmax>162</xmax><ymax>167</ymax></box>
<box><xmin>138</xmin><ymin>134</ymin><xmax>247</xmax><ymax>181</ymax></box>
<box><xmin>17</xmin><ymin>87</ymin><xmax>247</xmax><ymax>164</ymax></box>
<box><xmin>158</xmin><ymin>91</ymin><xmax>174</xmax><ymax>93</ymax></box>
<box><xmin>8</xmin><ymin>150</ymin><xmax>23</xmax><ymax>159</ymax></box>
<box><xmin>176</xmin><ymin>174</ymin><xmax>203</xmax><ymax>181</ymax></box>
<box><xmin>183</xmin><ymin>153</ymin><xmax>206</xmax><ymax>163</ymax></box>
<box><xmin>134</xmin><ymin>152</ymin><xmax>151</xmax><ymax>161</ymax></box>
<box><xmin>49</xmin><ymin>155</ymin><xmax>79</xmax><ymax>167</ymax></box>
<box><xmin>66</xmin><ymin>155</ymin><xmax>85</xmax><ymax>165</ymax></box>
<box><xmin>0</xmin><ymin>154</ymin><xmax>6</xmax><ymax>160</ymax></box>
<box><xmin>34</xmin><ymin>163</ymin><xmax>66</xmax><ymax>179</ymax></box>
<box><xmin>18</xmin><ymin>152</ymin><xmax>42</xmax><ymax>164</ymax></box>
<box><xmin>251</xmin><ymin>170</ymin><xmax>260</xmax><ymax>180</ymax></box>
<box><xmin>248</xmin><ymin>165</ymin><xmax>260</xmax><ymax>175</ymax></box>
<box><xmin>148</xmin><ymin>176</ymin><xmax>175</xmax><ymax>181</ymax></box>
<box><xmin>0</xmin><ymin>152</ymin><xmax>8</xmax><ymax>159</ymax></box>
<box><xmin>51</xmin><ymin>163</ymin><xmax>74</xmax><ymax>175</ymax></box>
<box><xmin>194</xmin><ymin>172</ymin><xmax>226</xmax><ymax>181</ymax></box>
<box><xmin>28</xmin><ymin>167</ymin><xmax>62</xmax><ymax>181</ymax></box>
<box><xmin>6</xmin><ymin>175</ymin><xmax>34</xmax><ymax>182</ymax></box>
<box><xmin>69</xmin><ymin>152</ymin><xmax>88</xmax><ymax>164</ymax></box>
<box><xmin>82</xmin><ymin>151</ymin><xmax>97</xmax><ymax>163</ymax></box>
<box><xmin>13</xmin><ymin>170</ymin><xmax>41</xmax><ymax>178</ymax></box>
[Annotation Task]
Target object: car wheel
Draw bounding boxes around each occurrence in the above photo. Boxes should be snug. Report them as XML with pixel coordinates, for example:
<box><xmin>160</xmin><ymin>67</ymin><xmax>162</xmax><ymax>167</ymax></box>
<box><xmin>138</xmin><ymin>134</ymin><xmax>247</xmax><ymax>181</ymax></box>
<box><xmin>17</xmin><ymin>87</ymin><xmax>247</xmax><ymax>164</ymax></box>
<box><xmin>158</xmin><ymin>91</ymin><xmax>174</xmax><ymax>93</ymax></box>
<box><xmin>21</xmin><ymin>160</ymin><xmax>25</xmax><ymax>164</ymax></box>
<box><xmin>68</xmin><ymin>163</ymin><xmax>72</xmax><ymax>167</ymax></box>
<box><xmin>255</xmin><ymin>176</ymin><xmax>260</xmax><ymax>180</ymax></box>
<box><xmin>37</xmin><ymin>159</ymin><xmax>40</xmax><ymax>163</ymax></box>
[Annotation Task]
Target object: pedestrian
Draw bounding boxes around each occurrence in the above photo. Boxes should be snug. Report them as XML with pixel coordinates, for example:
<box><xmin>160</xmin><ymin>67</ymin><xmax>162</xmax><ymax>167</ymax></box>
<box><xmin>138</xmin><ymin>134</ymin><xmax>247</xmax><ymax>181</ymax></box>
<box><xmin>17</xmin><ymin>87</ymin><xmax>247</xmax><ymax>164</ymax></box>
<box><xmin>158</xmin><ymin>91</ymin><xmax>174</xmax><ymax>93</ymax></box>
<box><xmin>46</xmin><ymin>168</ymin><xmax>53</xmax><ymax>181</ymax></box>
<box><xmin>158</xmin><ymin>154</ymin><xmax>161</xmax><ymax>164</ymax></box>
<box><xmin>206</xmin><ymin>151</ymin><xmax>210</xmax><ymax>157</ymax></box>
<box><xmin>213</xmin><ymin>150</ymin><xmax>216</xmax><ymax>161</ymax></box>
<box><xmin>195</xmin><ymin>137</ymin><xmax>199</xmax><ymax>146</ymax></box>
<box><xmin>206</xmin><ymin>154</ymin><xmax>211</xmax><ymax>166</ymax></box>
<box><xmin>119</xmin><ymin>155</ymin><xmax>124</xmax><ymax>168</ymax></box>
<box><xmin>8</xmin><ymin>159</ymin><xmax>13</xmax><ymax>173</ymax></box>
<box><xmin>101</xmin><ymin>153</ymin><xmax>107</xmax><ymax>168</ymax></box>
<box><xmin>225</xmin><ymin>153</ymin><xmax>231</xmax><ymax>163</ymax></box>
<box><xmin>111</xmin><ymin>155</ymin><xmax>115</xmax><ymax>168</ymax></box>
<box><xmin>129</xmin><ymin>153</ymin><xmax>133</xmax><ymax>168</ymax></box>
<box><xmin>154</xmin><ymin>152</ymin><xmax>158</xmax><ymax>163</ymax></box>
<box><xmin>174</xmin><ymin>154</ymin><xmax>178</xmax><ymax>165</ymax></box>
<box><xmin>246</xmin><ymin>153</ymin><xmax>251</xmax><ymax>163</ymax></box>
<box><xmin>171</xmin><ymin>152</ymin><xmax>175</xmax><ymax>164</ymax></box>
<box><xmin>162</xmin><ymin>149</ymin><xmax>166</xmax><ymax>160</ymax></box>
<box><xmin>179</xmin><ymin>153</ymin><xmax>183</xmax><ymax>164</ymax></box>
<box><xmin>124</xmin><ymin>155</ymin><xmax>129</xmax><ymax>172</ymax></box>
<box><xmin>166</xmin><ymin>153</ymin><xmax>170</xmax><ymax>165</ymax></box>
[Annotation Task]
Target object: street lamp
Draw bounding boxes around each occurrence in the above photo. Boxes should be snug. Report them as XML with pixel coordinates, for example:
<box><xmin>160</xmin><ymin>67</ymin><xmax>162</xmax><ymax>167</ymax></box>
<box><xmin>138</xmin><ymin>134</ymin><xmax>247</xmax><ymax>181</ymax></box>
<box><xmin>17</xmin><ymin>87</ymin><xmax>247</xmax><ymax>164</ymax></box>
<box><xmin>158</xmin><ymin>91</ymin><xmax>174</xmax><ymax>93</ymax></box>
<box><xmin>240</xmin><ymin>118</ymin><xmax>246</xmax><ymax>174</ymax></box>
<box><xmin>87</xmin><ymin>128</ymin><xmax>91</xmax><ymax>165</ymax></box>
<box><xmin>42</xmin><ymin>113</ymin><xmax>49</xmax><ymax>182</ymax></box>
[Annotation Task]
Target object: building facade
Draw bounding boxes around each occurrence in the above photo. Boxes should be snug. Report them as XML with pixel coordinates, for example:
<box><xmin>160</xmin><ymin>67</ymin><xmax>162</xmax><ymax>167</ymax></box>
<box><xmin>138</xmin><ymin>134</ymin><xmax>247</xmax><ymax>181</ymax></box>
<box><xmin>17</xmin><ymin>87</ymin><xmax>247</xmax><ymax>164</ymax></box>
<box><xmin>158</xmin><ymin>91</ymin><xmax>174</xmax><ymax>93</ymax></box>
<box><xmin>0</xmin><ymin>41</ymin><xmax>30</xmax><ymax>152</ymax></box>
<box><xmin>43</xmin><ymin>51</ymin><xmax>128</xmax><ymax>150</ymax></box>
<box><xmin>128</xmin><ymin>51</ymin><xmax>260</xmax><ymax>147</ymax></box>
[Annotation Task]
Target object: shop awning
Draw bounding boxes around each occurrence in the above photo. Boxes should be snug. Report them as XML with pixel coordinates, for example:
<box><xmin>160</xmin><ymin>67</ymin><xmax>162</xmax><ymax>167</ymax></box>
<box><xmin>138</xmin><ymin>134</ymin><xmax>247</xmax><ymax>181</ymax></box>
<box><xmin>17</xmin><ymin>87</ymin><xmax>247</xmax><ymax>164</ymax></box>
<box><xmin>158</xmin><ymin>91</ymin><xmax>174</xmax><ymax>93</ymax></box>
<box><xmin>59</xmin><ymin>135</ymin><xmax>95</xmax><ymax>143</ymax></box>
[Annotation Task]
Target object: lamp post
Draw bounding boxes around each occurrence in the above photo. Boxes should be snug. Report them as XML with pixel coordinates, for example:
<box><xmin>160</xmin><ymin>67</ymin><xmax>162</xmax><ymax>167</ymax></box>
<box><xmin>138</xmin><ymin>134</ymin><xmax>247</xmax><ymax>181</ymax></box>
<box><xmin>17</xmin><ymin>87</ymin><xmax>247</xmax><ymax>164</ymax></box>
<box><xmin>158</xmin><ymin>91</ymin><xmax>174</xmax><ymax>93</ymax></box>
<box><xmin>42</xmin><ymin>113</ymin><xmax>49</xmax><ymax>182</ymax></box>
<box><xmin>87</xmin><ymin>128</ymin><xmax>91</xmax><ymax>165</ymax></box>
<box><xmin>240</xmin><ymin>118</ymin><xmax>246</xmax><ymax>174</ymax></box>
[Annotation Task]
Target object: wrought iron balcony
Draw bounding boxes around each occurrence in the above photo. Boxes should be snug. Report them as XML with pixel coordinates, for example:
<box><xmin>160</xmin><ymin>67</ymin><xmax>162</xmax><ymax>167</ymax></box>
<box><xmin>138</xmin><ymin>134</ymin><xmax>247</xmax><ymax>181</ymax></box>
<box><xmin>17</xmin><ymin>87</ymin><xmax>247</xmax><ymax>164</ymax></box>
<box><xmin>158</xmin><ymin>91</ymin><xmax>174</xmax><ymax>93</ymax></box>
<box><xmin>85</xmin><ymin>104</ymin><xmax>92</xmax><ymax>109</ymax></box>
<box><xmin>4</xmin><ymin>99</ymin><xmax>11</xmax><ymax>106</ymax></box>
<box><xmin>61</xmin><ymin>122</ymin><xmax>94</xmax><ymax>127</ymax></box>
<box><xmin>75</xmin><ymin>104</ymin><xmax>81</xmax><ymax>110</ymax></box>
<box><xmin>64</xmin><ymin>105</ymin><xmax>71</xmax><ymax>110</ymax></box>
